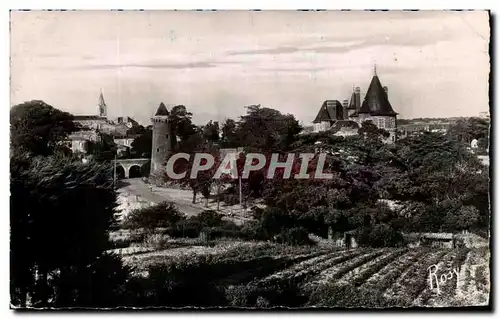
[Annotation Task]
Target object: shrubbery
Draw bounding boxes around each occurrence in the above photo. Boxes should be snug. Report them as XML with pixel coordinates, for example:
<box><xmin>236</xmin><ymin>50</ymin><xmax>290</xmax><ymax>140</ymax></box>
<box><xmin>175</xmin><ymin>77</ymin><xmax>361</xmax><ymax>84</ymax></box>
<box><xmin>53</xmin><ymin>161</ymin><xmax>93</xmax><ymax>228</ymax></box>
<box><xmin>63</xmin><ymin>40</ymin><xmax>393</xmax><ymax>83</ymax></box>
<box><xmin>307</xmin><ymin>283</ymin><xmax>388</xmax><ymax>308</ymax></box>
<box><xmin>142</xmin><ymin>233</ymin><xmax>170</xmax><ymax>250</ymax></box>
<box><xmin>169</xmin><ymin>210</ymin><xmax>226</xmax><ymax>238</ymax></box>
<box><xmin>225</xmin><ymin>279</ymin><xmax>306</xmax><ymax>308</ymax></box>
<box><xmin>274</xmin><ymin>227</ymin><xmax>314</xmax><ymax>246</ymax></box>
<box><xmin>356</xmin><ymin>224</ymin><xmax>404</xmax><ymax>248</ymax></box>
<box><xmin>169</xmin><ymin>218</ymin><xmax>203</xmax><ymax>238</ymax></box>
<box><xmin>122</xmin><ymin>201</ymin><xmax>185</xmax><ymax>230</ymax></box>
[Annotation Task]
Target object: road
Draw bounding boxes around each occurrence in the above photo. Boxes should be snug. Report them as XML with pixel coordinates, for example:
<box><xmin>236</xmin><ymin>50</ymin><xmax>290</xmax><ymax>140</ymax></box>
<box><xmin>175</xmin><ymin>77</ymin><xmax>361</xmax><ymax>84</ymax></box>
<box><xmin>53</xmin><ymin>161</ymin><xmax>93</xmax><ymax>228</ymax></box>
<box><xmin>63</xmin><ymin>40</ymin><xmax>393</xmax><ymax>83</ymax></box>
<box><xmin>118</xmin><ymin>178</ymin><xmax>204</xmax><ymax>216</ymax></box>
<box><xmin>118</xmin><ymin>178</ymin><xmax>256</xmax><ymax>224</ymax></box>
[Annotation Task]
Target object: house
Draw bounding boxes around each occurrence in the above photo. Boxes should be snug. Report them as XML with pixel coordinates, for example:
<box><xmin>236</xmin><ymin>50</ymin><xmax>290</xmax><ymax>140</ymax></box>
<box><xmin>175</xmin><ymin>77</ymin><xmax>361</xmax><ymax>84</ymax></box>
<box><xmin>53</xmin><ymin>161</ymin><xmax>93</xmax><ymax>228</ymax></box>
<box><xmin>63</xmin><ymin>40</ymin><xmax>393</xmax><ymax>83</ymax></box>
<box><xmin>70</xmin><ymin>91</ymin><xmax>142</xmax><ymax>155</ymax></box>
<box><xmin>348</xmin><ymin>68</ymin><xmax>398</xmax><ymax>143</ymax></box>
<box><xmin>405</xmin><ymin>232</ymin><xmax>456</xmax><ymax>248</ymax></box>
<box><xmin>312</xmin><ymin>100</ymin><xmax>345</xmax><ymax>132</ymax></box>
<box><xmin>330</xmin><ymin>120</ymin><xmax>360</xmax><ymax>137</ymax></box>
<box><xmin>114</xmin><ymin>136</ymin><xmax>136</xmax><ymax>148</ymax></box>
<box><xmin>310</xmin><ymin>67</ymin><xmax>398</xmax><ymax>143</ymax></box>
<box><xmin>68</xmin><ymin>130</ymin><xmax>101</xmax><ymax>154</ymax></box>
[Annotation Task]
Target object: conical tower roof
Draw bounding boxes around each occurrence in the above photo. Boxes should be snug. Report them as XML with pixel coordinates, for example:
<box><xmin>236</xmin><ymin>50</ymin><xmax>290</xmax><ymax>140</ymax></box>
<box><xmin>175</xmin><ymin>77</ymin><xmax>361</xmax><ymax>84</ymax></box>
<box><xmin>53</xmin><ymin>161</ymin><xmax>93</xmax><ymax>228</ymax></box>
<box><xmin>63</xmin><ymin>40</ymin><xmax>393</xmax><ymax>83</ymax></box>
<box><xmin>98</xmin><ymin>90</ymin><xmax>107</xmax><ymax>117</ymax></box>
<box><xmin>347</xmin><ymin>91</ymin><xmax>356</xmax><ymax>109</ymax></box>
<box><xmin>358</xmin><ymin>75</ymin><xmax>397</xmax><ymax>116</ymax></box>
<box><xmin>313</xmin><ymin>100</ymin><xmax>342</xmax><ymax>123</ymax></box>
<box><xmin>98</xmin><ymin>91</ymin><xmax>106</xmax><ymax>107</ymax></box>
<box><xmin>154</xmin><ymin>102</ymin><xmax>169</xmax><ymax>116</ymax></box>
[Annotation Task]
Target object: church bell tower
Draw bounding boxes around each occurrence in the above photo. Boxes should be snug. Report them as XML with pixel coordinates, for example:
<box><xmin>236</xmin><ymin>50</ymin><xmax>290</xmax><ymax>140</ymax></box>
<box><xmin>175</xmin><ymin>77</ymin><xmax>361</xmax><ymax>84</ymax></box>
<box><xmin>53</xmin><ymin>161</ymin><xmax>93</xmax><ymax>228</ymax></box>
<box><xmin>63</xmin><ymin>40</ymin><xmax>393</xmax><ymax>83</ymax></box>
<box><xmin>98</xmin><ymin>89</ymin><xmax>107</xmax><ymax>118</ymax></box>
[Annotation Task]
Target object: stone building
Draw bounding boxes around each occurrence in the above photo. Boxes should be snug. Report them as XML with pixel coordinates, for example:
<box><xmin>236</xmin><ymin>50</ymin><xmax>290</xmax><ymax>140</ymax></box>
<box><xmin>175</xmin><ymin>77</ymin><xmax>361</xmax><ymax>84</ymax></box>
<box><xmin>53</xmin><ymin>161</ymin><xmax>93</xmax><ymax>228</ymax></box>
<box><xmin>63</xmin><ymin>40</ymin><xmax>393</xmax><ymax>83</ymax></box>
<box><xmin>311</xmin><ymin>67</ymin><xmax>398</xmax><ymax>143</ymax></box>
<box><xmin>72</xmin><ymin>91</ymin><xmax>108</xmax><ymax>130</ymax></box>
<box><xmin>70</xmin><ymin>91</ymin><xmax>142</xmax><ymax>154</ymax></box>
<box><xmin>312</xmin><ymin>100</ymin><xmax>344</xmax><ymax>132</ymax></box>
<box><xmin>69</xmin><ymin>130</ymin><xmax>101</xmax><ymax>154</ymax></box>
<box><xmin>150</xmin><ymin>102</ymin><xmax>176</xmax><ymax>176</ymax></box>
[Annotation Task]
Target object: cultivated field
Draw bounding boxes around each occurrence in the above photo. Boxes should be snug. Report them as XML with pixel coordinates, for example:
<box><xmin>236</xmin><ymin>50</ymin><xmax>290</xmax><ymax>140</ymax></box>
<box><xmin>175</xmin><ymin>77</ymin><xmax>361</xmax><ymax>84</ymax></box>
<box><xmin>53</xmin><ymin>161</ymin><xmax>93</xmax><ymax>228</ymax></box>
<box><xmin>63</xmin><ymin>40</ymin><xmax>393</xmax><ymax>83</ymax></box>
<box><xmin>110</xmin><ymin>237</ymin><xmax>490</xmax><ymax>308</ymax></box>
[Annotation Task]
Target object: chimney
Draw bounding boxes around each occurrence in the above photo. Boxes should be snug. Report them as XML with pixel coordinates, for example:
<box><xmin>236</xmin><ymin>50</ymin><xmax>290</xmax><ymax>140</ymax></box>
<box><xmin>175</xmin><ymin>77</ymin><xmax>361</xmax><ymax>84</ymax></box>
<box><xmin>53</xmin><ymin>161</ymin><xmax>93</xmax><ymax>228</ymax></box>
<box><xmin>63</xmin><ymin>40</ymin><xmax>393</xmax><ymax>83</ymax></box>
<box><xmin>342</xmin><ymin>99</ymin><xmax>349</xmax><ymax>120</ymax></box>
<box><xmin>355</xmin><ymin>87</ymin><xmax>361</xmax><ymax>113</ymax></box>
<box><xmin>383</xmin><ymin>86</ymin><xmax>388</xmax><ymax>95</ymax></box>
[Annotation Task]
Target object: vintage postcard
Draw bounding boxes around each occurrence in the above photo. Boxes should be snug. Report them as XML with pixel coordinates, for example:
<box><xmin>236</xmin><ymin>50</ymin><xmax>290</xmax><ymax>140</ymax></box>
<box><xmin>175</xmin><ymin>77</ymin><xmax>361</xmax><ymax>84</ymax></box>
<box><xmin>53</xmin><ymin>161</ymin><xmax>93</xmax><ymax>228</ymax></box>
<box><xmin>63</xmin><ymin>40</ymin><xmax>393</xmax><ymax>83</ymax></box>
<box><xmin>9</xmin><ymin>10</ymin><xmax>491</xmax><ymax>309</ymax></box>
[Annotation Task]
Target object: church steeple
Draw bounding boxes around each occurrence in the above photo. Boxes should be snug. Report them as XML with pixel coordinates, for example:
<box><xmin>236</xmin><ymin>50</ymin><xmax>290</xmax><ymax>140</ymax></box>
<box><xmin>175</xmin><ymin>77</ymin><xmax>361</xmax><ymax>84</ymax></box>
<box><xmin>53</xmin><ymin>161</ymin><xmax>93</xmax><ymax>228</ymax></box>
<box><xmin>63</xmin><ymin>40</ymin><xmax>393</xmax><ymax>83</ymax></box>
<box><xmin>98</xmin><ymin>89</ymin><xmax>107</xmax><ymax>118</ymax></box>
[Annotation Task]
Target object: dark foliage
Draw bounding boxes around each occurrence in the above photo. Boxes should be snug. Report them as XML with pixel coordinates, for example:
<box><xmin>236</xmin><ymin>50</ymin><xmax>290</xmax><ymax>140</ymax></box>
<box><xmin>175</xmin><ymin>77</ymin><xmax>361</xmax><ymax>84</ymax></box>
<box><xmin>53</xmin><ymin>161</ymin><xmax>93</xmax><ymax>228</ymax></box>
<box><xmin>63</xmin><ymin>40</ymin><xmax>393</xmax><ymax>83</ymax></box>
<box><xmin>122</xmin><ymin>201</ymin><xmax>185</xmax><ymax>230</ymax></box>
<box><xmin>274</xmin><ymin>227</ymin><xmax>314</xmax><ymax>246</ymax></box>
<box><xmin>10</xmin><ymin>154</ymin><xmax>128</xmax><ymax>308</ymax></box>
<box><xmin>10</xmin><ymin>100</ymin><xmax>77</xmax><ymax>156</ymax></box>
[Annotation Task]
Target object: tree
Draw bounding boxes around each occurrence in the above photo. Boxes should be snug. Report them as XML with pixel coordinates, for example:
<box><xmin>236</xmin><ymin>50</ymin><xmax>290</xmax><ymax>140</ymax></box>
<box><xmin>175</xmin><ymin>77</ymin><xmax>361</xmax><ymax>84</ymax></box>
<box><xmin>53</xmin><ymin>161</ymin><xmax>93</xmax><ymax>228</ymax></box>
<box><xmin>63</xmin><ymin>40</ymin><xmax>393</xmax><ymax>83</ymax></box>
<box><xmin>377</xmin><ymin>132</ymin><xmax>489</xmax><ymax>232</ymax></box>
<box><xmin>10</xmin><ymin>100</ymin><xmax>78</xmax><ymax>156</ymax></box>
<box><xmin>447</xmin><ymin>117</ymin><xmax>490</xmax><ymax>146</ymax></box>
<box><xmin>170</xmin><ymin>105</ymin><xmax>198</xmax><ymax>143</ymax></box>
<box><xmin>234</xmin><ymin>105</ymin><xmax>302</xmax><ymax>151</ymax></box>
<box><xmin>220</xmin><ymin>119</ymin><xmax>238</xmax><ymax>148</ymax></box>
<box><xmin>126</xmin><ymin>124</ymin><xmax>148</xmax><ymax>137</ymax></box>
<box><xmin>357</xmin><ymin>120</ymin><xmax>390</xmax><ymax>141</ymax></box>
<box><xmin>10</xmin><ymin>154</ymin><xmax>127</xmax><ymax>307</ymax></box>
<box><xmin>87</xmin><ymin>133</ymin><xmax>118</xmax><ymax>162</ymax></box>
<box><xmin>202</xmin><ymin>120</ymin><xmax>220</xmax><ymax>145</ymax></box>
<box><xmin>130</xmin><ymin>127</ymin><xmax>153</xmax><ymax>158</ymax></box>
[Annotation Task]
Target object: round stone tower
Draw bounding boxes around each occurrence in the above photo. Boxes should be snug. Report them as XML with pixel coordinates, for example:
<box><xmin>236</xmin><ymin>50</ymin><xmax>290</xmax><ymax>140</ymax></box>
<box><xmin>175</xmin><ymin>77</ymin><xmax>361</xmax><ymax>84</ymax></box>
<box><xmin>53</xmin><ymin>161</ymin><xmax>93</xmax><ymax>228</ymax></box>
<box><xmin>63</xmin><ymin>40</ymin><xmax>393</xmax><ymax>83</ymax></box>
<box><xmin>150</xmin><ymin>102</ymin><xmax>175</xmax><ymax>177</ymax></box>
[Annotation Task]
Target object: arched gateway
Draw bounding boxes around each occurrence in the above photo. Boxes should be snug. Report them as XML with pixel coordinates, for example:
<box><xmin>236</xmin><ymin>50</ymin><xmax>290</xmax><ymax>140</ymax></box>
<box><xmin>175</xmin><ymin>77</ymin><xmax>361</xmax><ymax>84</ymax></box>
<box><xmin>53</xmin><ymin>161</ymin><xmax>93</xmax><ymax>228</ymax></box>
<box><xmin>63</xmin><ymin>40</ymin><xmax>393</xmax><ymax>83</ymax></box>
<box><xmin>114</xmin><ymin>158</ymin><xmax>150</xmax><ymax>179</ymax></box>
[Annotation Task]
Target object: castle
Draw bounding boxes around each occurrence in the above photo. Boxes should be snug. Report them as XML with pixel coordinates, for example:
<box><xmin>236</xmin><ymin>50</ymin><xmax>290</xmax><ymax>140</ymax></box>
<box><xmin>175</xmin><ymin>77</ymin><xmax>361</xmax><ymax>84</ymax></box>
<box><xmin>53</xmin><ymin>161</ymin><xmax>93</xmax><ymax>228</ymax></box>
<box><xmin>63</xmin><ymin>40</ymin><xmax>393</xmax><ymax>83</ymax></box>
<box><xmin>311</xmin><ymin>68</ymin><xmax>398</xmax><ymax>143</ymax></box>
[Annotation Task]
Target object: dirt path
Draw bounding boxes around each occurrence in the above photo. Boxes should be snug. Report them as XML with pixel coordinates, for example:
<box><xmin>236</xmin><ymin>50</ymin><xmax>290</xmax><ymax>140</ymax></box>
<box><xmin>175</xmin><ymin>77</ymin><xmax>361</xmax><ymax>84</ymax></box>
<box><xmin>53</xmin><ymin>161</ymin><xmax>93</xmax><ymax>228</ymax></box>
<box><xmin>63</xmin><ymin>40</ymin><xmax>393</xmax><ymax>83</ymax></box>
<box><xmin>118</xmin><ymin>178</ymin><xmax>255</xmax><ymax>223</ymax></box>
<box><xmin>118</xmin><ymin>178</ymin><xmax>204</xmax><ymax>216</ymax></box>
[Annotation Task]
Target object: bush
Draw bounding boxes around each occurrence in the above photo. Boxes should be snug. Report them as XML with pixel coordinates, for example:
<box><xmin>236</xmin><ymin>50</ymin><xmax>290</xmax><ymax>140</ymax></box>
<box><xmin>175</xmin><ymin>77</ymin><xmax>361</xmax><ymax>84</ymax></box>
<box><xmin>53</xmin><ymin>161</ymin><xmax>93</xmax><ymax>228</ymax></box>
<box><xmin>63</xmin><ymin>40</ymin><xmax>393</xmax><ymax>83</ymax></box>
<box><xmin>225</xmin><ymin>280</ymin><xmax>306</xmax><ymax>308</ymax></box>
<box><xmin>274</xmin><ymin>227</ymin><xmax>314</xmax><ymax>246</ymax></box>
<box><xmin>109</xmin><ymin>238</ymin><xmax>134</xmax><ymax>249</ymax></box>
<box><xmin>307</xmin><ymin>283</ymin><xmax>388</xmax><ymax>308</ymax></box>
<box><xmin>124</xmin><ymin>262</ymin><xmax>228</xmax><ymax>307</ymax></box>
<box><xmin>169</xmin><ymin>210</ymin><xmax>227</xmax><ymax>239</ymax></box>
<box><xmin>169</xmin><ymin>219</ymin><xmax>202</xmax><ymax>238</ymax></box>
<box><xmin>194</xmin><ymin>210</ymin><xmax>224</xmax><ymax>228</ymax></box>
<box><xmin>122</xmin><ymin>201</ymin><xmax>185</xmax><ymax>229</ymax></box>
<box><xmin>129</xmin><ymin>232</ymin><xmax>147</xmax><ymax>243</ymax></box>
<box><xmin>200</xmin><ymin>226</ymin><xmax>242</xmax><ymax>241</ymax></box>
<box><xmin>356</xmin><ymin>224</ymin><xmax>404</xmax><ymax>248</ymax></box>
<box><xmin>142</xmin><ymin>233</ymin><xmax>170</xmax><ymax>250</ymax></box>
<box><xmin>218</xmin><ymin>191</ymin><xmax>240</xmax><ymax>206</ymax></box>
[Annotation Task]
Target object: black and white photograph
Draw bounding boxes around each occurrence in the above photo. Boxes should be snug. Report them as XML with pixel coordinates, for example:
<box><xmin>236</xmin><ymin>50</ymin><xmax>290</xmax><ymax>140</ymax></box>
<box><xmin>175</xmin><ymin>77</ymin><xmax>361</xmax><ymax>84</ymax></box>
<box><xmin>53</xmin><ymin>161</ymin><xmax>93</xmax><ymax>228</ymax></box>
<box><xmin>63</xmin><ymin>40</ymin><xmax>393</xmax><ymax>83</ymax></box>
<box><xmin>9</xmin><ymin>9</ymin><xmax>491</xmax><ymax>309</ymax></box>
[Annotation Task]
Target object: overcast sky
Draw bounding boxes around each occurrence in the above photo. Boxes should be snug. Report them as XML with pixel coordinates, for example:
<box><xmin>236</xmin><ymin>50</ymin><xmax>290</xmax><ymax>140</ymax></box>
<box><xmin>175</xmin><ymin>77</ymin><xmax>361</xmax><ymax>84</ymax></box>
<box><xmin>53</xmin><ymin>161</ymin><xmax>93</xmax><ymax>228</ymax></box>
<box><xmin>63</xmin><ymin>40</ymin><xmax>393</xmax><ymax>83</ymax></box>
<box><xmin>10</xmin><ymin>10</ymin><xmax>490</xmax><ymax>126</ymax></box>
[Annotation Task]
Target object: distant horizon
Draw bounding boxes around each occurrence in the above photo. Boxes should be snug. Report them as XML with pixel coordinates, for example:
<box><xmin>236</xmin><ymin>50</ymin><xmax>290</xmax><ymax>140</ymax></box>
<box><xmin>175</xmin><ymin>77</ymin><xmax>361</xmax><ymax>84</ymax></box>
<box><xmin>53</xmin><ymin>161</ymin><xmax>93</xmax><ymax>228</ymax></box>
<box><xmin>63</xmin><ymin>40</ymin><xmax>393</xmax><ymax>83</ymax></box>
<box><xmin>11</xmin><ymin>10</ymin><xmax>490</xmax><ymax>126</ymax></box>
<box><xmin>12</xmin><ymin>95</ymin><xmax>490</xmax><ymax>128</ymax></box>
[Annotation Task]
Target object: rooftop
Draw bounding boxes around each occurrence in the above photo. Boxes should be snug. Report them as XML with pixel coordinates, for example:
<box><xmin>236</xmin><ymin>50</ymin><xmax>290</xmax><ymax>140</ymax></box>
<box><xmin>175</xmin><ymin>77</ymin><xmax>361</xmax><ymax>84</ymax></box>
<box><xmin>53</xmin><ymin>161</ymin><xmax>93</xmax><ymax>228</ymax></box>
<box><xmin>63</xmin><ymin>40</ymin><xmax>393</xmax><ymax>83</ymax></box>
<box><xmin>358</xmin><ymin>75</ymin><xmax>397</xmax><ymax>116</ymax></box>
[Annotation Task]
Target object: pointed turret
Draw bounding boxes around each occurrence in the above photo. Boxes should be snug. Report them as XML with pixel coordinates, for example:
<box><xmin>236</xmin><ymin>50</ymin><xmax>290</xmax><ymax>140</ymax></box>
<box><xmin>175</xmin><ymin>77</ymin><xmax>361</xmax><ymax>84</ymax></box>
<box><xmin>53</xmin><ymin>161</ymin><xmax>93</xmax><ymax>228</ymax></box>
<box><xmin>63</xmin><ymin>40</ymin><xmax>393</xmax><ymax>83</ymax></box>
<box><xmin>151</xmin><ymin>102</ymin><xmax>175</xmax><ymax>176</ymax></box>
<box><xmin>358</xmin><ymin>74</ymin><xmax>397</xmax><ymax>116</ymax></box>
<box><xmin>154</xmin><ymin>102</ymin><xmax>170</xmax><ymax>116</ymax></box>
<box><xmin>313</xmin><ymin>100</ymin><xmax>343</xmax><ymax>123</ymax></box>
<box><xmin>98</xmin><ymin>90</ymin><xmax>107</xmax><ymax>117</ymax></box>
<box><xmin>348</xmin><ymin>91</ymin><xmax>356</xmax><ymax>110</ymax></box>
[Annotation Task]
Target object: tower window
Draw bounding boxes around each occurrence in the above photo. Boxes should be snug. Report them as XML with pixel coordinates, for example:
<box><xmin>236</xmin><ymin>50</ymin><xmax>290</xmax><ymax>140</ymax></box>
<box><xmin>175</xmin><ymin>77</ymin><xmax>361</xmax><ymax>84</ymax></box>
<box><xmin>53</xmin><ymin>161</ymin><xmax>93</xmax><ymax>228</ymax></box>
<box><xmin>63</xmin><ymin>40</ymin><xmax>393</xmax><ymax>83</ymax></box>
<box><xmin>157</xmin><ymin>148</ymin><xmax>160</xmax><ymax>152</ymax></box>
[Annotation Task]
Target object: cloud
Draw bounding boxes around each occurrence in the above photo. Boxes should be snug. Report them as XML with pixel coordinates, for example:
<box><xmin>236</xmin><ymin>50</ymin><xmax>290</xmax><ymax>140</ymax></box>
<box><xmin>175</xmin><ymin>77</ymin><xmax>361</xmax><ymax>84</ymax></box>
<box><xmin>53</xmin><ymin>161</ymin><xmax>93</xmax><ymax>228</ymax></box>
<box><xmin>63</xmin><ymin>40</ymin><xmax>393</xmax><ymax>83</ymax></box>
<box><xmin>260</xmin><ymin>67</ymin><xmax>329</xmax><ymax>73</ymax></box>
<box><xmin>44</xmin><ymin>60</ymin><xmax>239</xmax><ymax>70</ymax></box>
<box><xmin>225</xmin><ymin>29</ymin><xmax>457</xmax><ymax>56</ymax></box>
<box><xmin>227</xmin><ymin>46</ymin><xmax>300</xmax><ymax>56</ymax></box>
